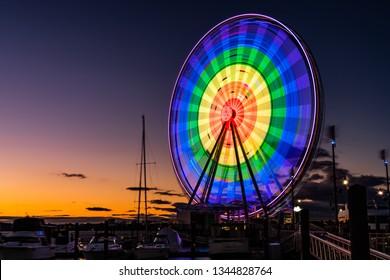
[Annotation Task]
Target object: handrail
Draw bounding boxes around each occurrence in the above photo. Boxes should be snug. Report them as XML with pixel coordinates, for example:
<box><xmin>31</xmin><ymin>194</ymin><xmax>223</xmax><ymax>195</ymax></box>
<box><xmin>310</xmin><ymin>233</ymin><xmax>351</xmax><ymax>260</ymax></box>
<box><xmin>325</xmin><ymin>232</ymin><xmax>350</xmax><ymax>245</ymax></box>
<box><xmin>369</xmin><ymin>248</ymin><xmax>390</xmax><ymax>260</ymax></box>
<box><xmin>309</xmin><ymin>232</ymin><xmax>390</xmax><ymax>260</ymax></box>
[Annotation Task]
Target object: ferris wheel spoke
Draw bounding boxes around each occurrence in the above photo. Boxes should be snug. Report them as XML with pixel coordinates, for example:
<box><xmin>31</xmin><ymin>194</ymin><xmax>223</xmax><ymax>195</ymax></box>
<box><xmin>232</xmin><ymin>121</ymin><xmax>269</xmax><ymax>219</ymax></box>
<box><xmin>231</xmin><ymin>121</ymin><xmax>250</xmax><ymax>224</ymax></box>
<box><xmin>202</xmin><ymin>123</ymin><xmax>228</xmax><ymax>203</ymax></box>
<box><xmin>187</xmin><ymin>121</ymin><xmax>228</xmax><ymax>206</ymax></box>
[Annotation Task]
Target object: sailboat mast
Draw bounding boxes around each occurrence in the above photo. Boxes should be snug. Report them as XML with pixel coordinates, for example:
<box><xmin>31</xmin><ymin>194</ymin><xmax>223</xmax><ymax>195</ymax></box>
<box><xmin>136</xmin><ymin>115</ymin><xmax>148</xmax><ymax>241</ymax></box>
<box><xmin>142</xmin><ymin>115</ymin><xmax>148</xmax><ymax>235</ymax></box>
<box><xmin>136</xmin><ymin>119</ymin><xmax>143</xmax><ymax>241</ymax></box>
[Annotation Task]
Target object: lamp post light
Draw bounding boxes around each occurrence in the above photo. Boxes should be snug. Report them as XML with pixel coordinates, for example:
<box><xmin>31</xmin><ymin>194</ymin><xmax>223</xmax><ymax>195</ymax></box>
<box><xmin>331</xmin><ymin>138</ymin><xmax>338</xmax><ymax>232</ymax></box>
<box><xmin>329</xmin><ymin>125</ymin><xmax>338</xmax><ymax>233</ymax></box>
<box><xmin>385</xmin><ymin>161</ymin><xmax>390</xmax><ymax>232</ymax></box>
<box><xmin>341</xmin><ymin>176</ymin><xmax>349</xmax><ymax>206</ymax></box>
<box><xmin>376</xmin><ymin>188</ymin><xmax>388</xmax><ymax>233</ymax></box>
<box><xmin>342</xmin><ymin>177</ymin><xmax>349</xmax><ymax>187</ymax></box>
<box><xmin>342</xmin><ymin>176</ymin><xmax>349</xmax><ymax>205</ymax></box>
<box><xmin>294</xmin><ymin>205</ymin><xmax>302</xmax><ymax>213</ymax></box>
<box><xmin>294</xmin><ymin>199</ymin><xmax>302</xmax><ymax>213</ymax></box>
<box><xmin>336</xmin><ymin>176</ymin><xmax>349</xmax><ymax>236</ymax></box>
<box><xmin>290</xmin><ymin>168</ymin><xmax>295</xmax><ymax>229</ymax></box>
<box><xmin>380</xmin><ymin>149</ymin><xmax>390</xmax><ymax>232</ymax></box>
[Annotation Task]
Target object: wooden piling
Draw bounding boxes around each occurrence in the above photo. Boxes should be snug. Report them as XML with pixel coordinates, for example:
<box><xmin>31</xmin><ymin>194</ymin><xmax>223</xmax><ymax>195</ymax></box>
<box><xmin>73</xmin><ymin>223</ymin><xmax>79</xmax><ymax>260</ymax></box>
<box><xmin>348</xmin><ymin>184</ymin><xmax>370</xmax><ymax>260</ymax></box>
<box><xmin>104</xmin><ymin>220</ymin><xmax>109</xmax><ymax>260</ymax></box>
<box><xmin>300</xmin><ymin>209</ymin><xmax>310</xmax><ymax>260</ymax></box>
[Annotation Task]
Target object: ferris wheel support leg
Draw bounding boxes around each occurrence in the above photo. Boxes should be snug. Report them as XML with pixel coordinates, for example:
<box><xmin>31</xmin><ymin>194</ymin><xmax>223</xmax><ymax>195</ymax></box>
<box><xmin>232</xmin><ymin>122</ymin><xmax>269</xmax><ymax>220</ymax></box>
<box><xmin>231</xmin><ymin>121</ymin><xmax>250</xmax><ymax>224</ymax></box>
<box><xmin>204</xmin><ymin>126</ymin><xmax>227</xmax><ymax>203</ymax></box>
<box><xmin>201</xmin><ymin>131</ymin><xmax>223</xmax><ymax>201</ymax></box>
<box><xmin>187</xmin><ymin>122</ymin><xmax>228</xmax><ymax>207</ymax></box>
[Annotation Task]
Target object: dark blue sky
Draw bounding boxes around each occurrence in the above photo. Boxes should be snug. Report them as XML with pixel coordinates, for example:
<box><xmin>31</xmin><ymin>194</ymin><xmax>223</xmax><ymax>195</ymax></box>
<box><xmin>1</xmin><ymin>0</ymin><xmax>389</xmax><ymax>218</ymax></box>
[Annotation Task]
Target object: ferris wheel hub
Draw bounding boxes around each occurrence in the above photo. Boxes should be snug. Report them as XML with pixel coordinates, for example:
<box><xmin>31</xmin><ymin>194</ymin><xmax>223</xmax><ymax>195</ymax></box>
<box><xmin>221</xmin><ymin>105</ymin><xmax>236</xmax><ymax>121</ymax></box>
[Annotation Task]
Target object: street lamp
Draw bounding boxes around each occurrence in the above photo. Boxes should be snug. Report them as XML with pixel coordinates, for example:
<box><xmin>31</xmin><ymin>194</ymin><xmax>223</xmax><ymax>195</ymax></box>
<box><xmin>329</xmin><ymin>125</ymin><xmax>338</xmax><ymax>233</ymax></box>
<box><xmin>338</xmin><ymin>176</ymin><xmax>349</xmax><ymax>235</ymax></box>
<box><xmin>290</xmin><ymin>168</ymin><xmax>295</xmax><ymax>228</ymax></box>
<box><xmin>294</xmin><ymin>199</ymin><xmax>302</xmax><ymax>213</ymax></box>
<box><xmin>294</xmin><ymin>205</ymin><xmax>302</xmax><ymax>212</ymax></box>
<box><xmin>342</xmin><ymin>177</ymin><xmax>349</xmax><ymax>187</ymax></box>
<box><xmin>380</xmin><ymin>149</ymin><xmax>390</xmax><ymax>232</ymax></box>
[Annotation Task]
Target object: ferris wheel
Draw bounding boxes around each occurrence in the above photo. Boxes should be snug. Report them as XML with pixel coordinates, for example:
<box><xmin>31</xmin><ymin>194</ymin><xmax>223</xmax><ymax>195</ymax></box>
<box><xmin>168</xmin><ymin>14</ymin><xmax>323</xmax><ymax>219</ymax></box>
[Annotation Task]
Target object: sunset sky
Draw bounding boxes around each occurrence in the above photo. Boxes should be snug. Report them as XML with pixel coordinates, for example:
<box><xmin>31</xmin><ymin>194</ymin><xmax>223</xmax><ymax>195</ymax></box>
<box><xmin>1</xmin><ymin>0</ymin><xmax>389</xmax><ymax>221</ymax></box>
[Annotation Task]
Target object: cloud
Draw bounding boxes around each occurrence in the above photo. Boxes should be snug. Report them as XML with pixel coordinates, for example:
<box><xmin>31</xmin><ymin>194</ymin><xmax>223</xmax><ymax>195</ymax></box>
<box><xmin>86</xmin><ymin>207</ymin><xmax>112</xmax><ymax>212</ymax></box>
<box><xmin>307</xmin><ymin>173</ymin><xmax>325</xmax><ymax>181</ymax></box>
<box><xmin>125</xmin><ymin>210</ymin><xmax>136</xmax><ymax>213</ymax></box>
<box><xmin>352</xmin><ymin>175</ymin><xmax>385</xmax><ymax>188</ymax></box>
<box><xmin>295</xmin><ymin>146</ymin><xmax>388</xmax><ymax>219</ymax></box>
<box><xmin>126</xmin><ymin>187</ymin><xmax>158</xmax><ymax>191</ymax></box>
<box><xmin>154</xmin><ymin>190</ymin><xmax>185</xmax><ymax>197</ymax></box>
<box><xmin>112</xmin><ymin>213</ymin><xmax>131</xmax><ymax>217</ymax></box>
<box><xmin>297</xmin><ymin>198</ymin><xmax>314</xmax><ymax>203</ymax></box>
<box><xmin>159</xmin><ymin>214</ymin><xmax>176</xmax><ymax>218</ymax></box>
<box><xmin>150</xmin><ymin>199</ymin><xmax>171</xmax><ymax>205</ymax></box>
<box><xmin>172</xmin><ymin>202</ymin><xmax>188</xmax><ymax>208</ymax></box>
<box><xmin>129</xmin><ymin>213</ymin><xmax>159</xmax><ymax>219</ymax></box>
<box><xmin>62</xmin><ymin>173</ymin><xmax>86</xmax><ymax>179</ymax></box>
<box><xmin>152</xmin><ymin>207</ymin><xmax>176</xmax><ymax>213</ymax></box>
<box><xmin>146</xmin><ymin>214</ymin><xmax>160</xmax><ymax>220</ymax></box>
<box><xmin>314</xmin><ymin>147</ymin><xmax>332</xmax><ymax>158</ymax></box>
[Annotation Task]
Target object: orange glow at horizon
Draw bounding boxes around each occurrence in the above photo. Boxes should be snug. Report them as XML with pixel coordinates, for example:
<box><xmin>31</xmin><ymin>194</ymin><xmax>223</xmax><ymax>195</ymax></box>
<box><xmin>0</xmin><ymin>140</ymin><xmax>186</xmax><ymax>219</ymax></box>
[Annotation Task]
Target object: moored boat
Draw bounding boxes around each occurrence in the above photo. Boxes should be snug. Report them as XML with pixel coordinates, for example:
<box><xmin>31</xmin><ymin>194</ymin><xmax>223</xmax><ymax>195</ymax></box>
<box><xmin>54</xmin><ymin>230</ymin><xmax>78</xmax><ymax>257</ymax></box>
<box><xmin>156</xmin><ymin>227</ymin><xmax>182</xmax><ymax>253</ymax></box>
<box><xmin>80</xmin><ymin>233</ymin><xmax>123</xmax><ymax>260</ymax></box>
<box><xmin>135</xmin><ymin>236</ymin><xmax>170</xmax><ymax>260</ymax></box>
<box><xmin>135</xmin><ymin>227</ymin><xmax>182</xmax><ymax>259</ymax></box>
<box><xmin>0</xmin><ymin>217</ymin><xmax>56</xmax><ymax>260</ymax></box>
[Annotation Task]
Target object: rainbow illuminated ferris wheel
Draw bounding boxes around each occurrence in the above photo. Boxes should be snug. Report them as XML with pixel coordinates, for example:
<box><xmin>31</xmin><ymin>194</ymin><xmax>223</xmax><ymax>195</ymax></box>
<box><xmin>168</xmin><ymin>14</ymin><xmax>323</xmax><ymax>219</ymax></box>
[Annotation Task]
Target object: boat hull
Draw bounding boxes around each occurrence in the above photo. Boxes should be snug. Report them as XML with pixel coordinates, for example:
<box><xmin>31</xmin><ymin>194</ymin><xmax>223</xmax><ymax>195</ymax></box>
<box><xmin>81</xmin><ymin>249</ymin><xmax>123</xmax><ymax>260</ymax></box>
<box><xmin>0</xmin><ymin>245</ymin><xmax>56</xmax><ymax>260</ymax></box>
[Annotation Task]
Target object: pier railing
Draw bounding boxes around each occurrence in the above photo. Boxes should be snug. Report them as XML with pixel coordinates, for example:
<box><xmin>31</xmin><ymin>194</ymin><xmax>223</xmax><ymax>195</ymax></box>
<box><xmin>369</xmin><ymin>233</ymin><xmax>390</xmax><ymax>254</ymax></box>
<box><xmin>309</xmin><ymin>232</ymin><xmax>351</xmax><ymax>260</ymax></box>
<box><xmin>308</xmin><ymin>231</ymin><xmax>390</xmax><ymax>260</ymax></box>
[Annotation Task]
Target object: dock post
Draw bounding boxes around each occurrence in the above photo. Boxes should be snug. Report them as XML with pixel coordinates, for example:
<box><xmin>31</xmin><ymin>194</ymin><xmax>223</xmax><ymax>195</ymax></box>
<box><xmin>104</xmin><ymin>220</ymin><xmax>109</xmax><ymax>260</ymax></box>
<box><xmin>300</xmin><ymin>209</ymin><xmax>310</xmax><ymax>259</ymax></box>
<box><xmin>263</xmin><ymin>219</ymin><xmax>269</xmax><ymax>259</ymax></box>
<box><xmin>348</xmin><ymin>184</ymin><xmax>370</xmax><ymax>259</ymax></box>
<box><xmin>190</xmin><ymin>221</ymin><xmax>196</xmax><ymax>259</ymax></box>
<box><xmin>73</xmin><ymin>223</ymin><xmax>79</xmax><ymax>260</ymax></box>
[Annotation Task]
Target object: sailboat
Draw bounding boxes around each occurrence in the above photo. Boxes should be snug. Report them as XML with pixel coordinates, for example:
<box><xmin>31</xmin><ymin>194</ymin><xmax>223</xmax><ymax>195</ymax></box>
<box><xmin>131</xmin><ymin>115</ymin><xmax>179</xmax><ymax>259</ymax></box>
<box><xmin>79</xmin><ymin>233</ymin><xmax>123</xmax><ymax>260</ymax></box>
<box><xmin>133</xmin><ymin>115</ymin><xmax>152</xmax><ymax>242</ymax></box>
